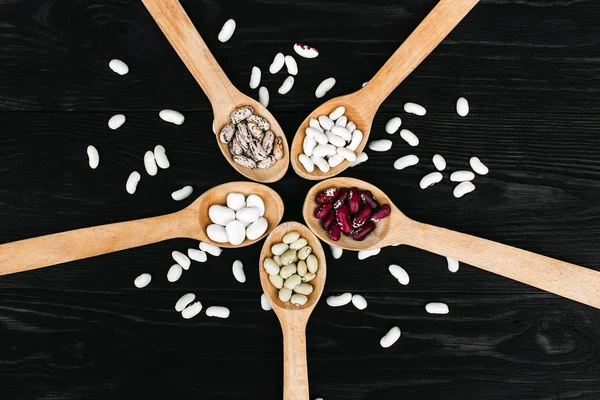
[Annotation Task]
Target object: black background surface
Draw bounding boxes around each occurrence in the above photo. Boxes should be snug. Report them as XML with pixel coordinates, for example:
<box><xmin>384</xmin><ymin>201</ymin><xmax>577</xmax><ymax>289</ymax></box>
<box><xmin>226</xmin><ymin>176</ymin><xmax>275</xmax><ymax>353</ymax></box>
<box><xmin>1</xmin><ymin>0</ymin><xmax>600</xmax><ymax>399</ymax></box>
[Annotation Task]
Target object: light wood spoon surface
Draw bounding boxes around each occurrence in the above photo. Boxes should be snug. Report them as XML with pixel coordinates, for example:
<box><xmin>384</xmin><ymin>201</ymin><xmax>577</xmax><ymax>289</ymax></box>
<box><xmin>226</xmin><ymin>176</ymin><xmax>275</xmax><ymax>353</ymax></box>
<box><xmin>259</xmin><ymin>222</ymin><xmax>327</xmax><ymax>400</ymax></box>
<box><xmin>303</xmin><ymin>177</ymin><xmax>600</xmax><ymax>309</ymax></box>
<box><xmin>291</xmin><ymin>0</ymin><xmax>479</xmax><ymax>180</ymax></box>
<box><xmin>0</xmin><ymin>182</ymin><xmax>284</xmax><ymax>277</ymax></box>
<box><xmin>142</xmin><ymin>0</ymin><xmax>289</xmax><ymax>183</ymax></box>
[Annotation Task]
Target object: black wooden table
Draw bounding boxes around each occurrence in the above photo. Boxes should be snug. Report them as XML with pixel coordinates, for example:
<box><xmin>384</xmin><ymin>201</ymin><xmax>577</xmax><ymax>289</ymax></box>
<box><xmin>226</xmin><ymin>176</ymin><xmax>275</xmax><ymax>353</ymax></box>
<box><xmin>1</xmin><ymin>0</ymin><xmax>600</xmax><ymax>399</ymax></box>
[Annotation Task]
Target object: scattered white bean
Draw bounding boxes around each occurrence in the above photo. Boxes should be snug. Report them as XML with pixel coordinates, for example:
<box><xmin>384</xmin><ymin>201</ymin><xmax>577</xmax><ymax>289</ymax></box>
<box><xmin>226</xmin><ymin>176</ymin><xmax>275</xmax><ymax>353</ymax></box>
<box><xmin>393</xmin><ymin>155</ymin><xmax>419</xmax><ymax>170</ymax></box>
<box><xmin>426</xmin><ymin>302</ymin><xmax>449</xmax><ymax>314</ymax></box>
<box><xmin>159</xmin><ymin>109</ymin><xmax>185</xmax><ymax>125</ymax></box>
<box><xmin>126</xmin><ymin>171</ymin><xmax>141</xmax><ymax>194</ymax></box>
<box><xmin>350</xmin><ymin>152</ymin><xmax>368</xmax><ymax>167</ymax></box>
<box><xmin>380</xmin><ymin>327</ymin><xmax>401</xmax><ymax>348</ymax></box>
<box><xmin>188</xmin><ymin>248</ymin><xmax>207</xmax><ymax>263</ymax></box>
<box><xmin>109</xmin><ymin>59</ymin><xmax>129</xmax><ymax>75</ymax></box>
<box><xmin>336</xmin><ymin>147</ymin><xmax>356</xmax><ymax>162</ymax></box>
<box><xmin>206</xmin><ymin>306</ymin><xmax>230</xmax><ymax>319</ymax></box>
<box><xmin>432</xmin><ymin>154</ymin><xmax>446</xmax><ymax>171</ymax></box>
<box><xmin>261</xmin><ymin>293</ymin><xmax>272</xmax><ymax>311</ymax></box>
<box><xmin>385</xmin><ymin>117</ymin><xmax>402</xmax><ymax>134</ymax></box>
<box><xmin>293</xmin><ymin>43</ymin><xmax>319</xmax><ymax>59</ymax></box>
<box><xmin>351</xmin><ymin>294</ymin><xmax>368</xmax><ymax>310</ymax></box>
<box><xmin>326</xmin><ymin>293</ymin><xmax>352</xmax><ymax>307</ymax></box>
<box><xmin>456</xmin><ymin>97</ymin><xmax>469</xmax><ymax>117</ymax></box>
<box><xmin>258</xmin><ymin>86</ymin><xmax>269</xmax><ymax>107</ymax></box>
<box><xmin>217</xmin><ymin>19</ymin><xmax>236</xmax><ymax>43</ymax></box>
<box><xmin>470</xmin><ymin>157</ymin><xmax>489</xmax><ymax>175</ymax></box>
<box><xmin>400</xmin><ymin>129</ymin><xmax>419</xmax><ymax>146</ymax></box>
<box><xmin>420</xmin><ymin>172</ymin><xmax>443</xmax><ymax>189</ymax></box>
<box><xmin>207</xmin><ymin>224</ymin><xmax>228</xmax><ymax>243</ymax></box>
<box><xmin>143</xmin><ymin>151</ymin><xmax>158</xmax><ymax>176</ymax></box>
<box><xmin>450</xmin><ymin>170</ymin><xmax>475</xmax><ymax>182</ymax></box>
<box><xmin>453</xmin><ymin>181</ymin><xmax>476</xmax><ymax>198</ymax></box>
<box><xmin>246</xmin><ymin>194</ymin><xmax>265</xmax><ymax>216</ymax></box>
<box><xmin>284</xmin><ymin>55</ymin><xmax>298</xmax><ymax>75</ymax></box>
<box><xmin>171</xmin><ymin>185</ymin><xmax>193</xmax><ymax>201</ymax></box>
<box><xmin>87</xmin><ymin>145</ymin><xmax>99</xmax><ymax>169</ymax></box>
<box><xmin>328</xmin><ymin>154</ymin><xmax>344</xmax><ymax>168</ymax></box>
<box><xmin>182</xmin><ymin>301</ymin><xmax>203</xmax><ymax>319</ymax></box>
<box><xmin>311</xmin><ymin>156</ymin><xmax>330</xmax><ymax>173</ymax></box>
<box><xmin>249</xmin><ymin>66</ymin><xmax>261</xmax><ymax>89</ymax></box>
<box><xmin>388</xmin><ymin>264</ymin><xmax>409</xmax><ymax>285</ymax></box>
<box><xmin>108</xmin><ymin>114</ymin><xmax>125</xmax><ymax>130</ymax></box>
<box><xmin>298</xmin><ymin>154</ymin><xmax>315</xmax><ymax>172</ymax></box>
<box><xmin>347</xmin><ymin>130</ymin><xmax>363</xmax><ymax>152</ymax></box>
<box><xmin>358</xmin><ymin>248</ymin><xmax>380</xmax><ymax>260</ymax></box>
<box><xmin>175</xmin><ymin>293</ymin><xmax>196</xmax><ymax>312</ymax></box>
<box><xmin>362</xmin><ymin>81</ymin><xmax>368</xmax><ymax>87</ymax></box>
<box><xmin>246</xmin><ymin>217</ymin><xmax>268</xmax><ymax>240</ymax></box>
<box><xmin>329</xmin><ymin>106</ymin><xmax>346</xmax><ymax>121</ymax></box>
<box><xmin>134</xmin><ymin>273</ymin><xmax>151</xmax><ymax>288</ymax></box>
<box><xmin>200</xmin><ymin>241</ymin><xmax>222</xmax><ymax>257</ymax></box>
<box><xmin>404</xmin><ymin>102</ymin><xmax>427</xmax><ymax>116</ymax></box>
<box><xmin>329</xmin><ymin>244</ymin><xmax>343</xmax><ymax>259</ymax></box>
<box><xmin>278</xmin><ymin>76</ymin><xmax>295</xmax><ymax>95</ymax></box>
<box><xmin>269</xmin><ymin>52</ymin><xmax>285</xmax><ymax>74</ymax></box>
<box><xmin>212</xmin><ymin>119</ymin><xmax>216</xmax><ymax>134</ymax></box>
<box><xmin>368</xmin><ymin>139</ymin><xmax>392</xmax><ymax>152</ymax></box>
<box><xmin>447</xmin><ymin>257</ymin><xmax>459</xmax><ymax>273</ymax></box>
<box><xmin>167</xmin><ymin>264</ymin><xmax>183</xmax><ymax>283</ymax></box>
<box><xmin>226</xmin><ymin>193</ymin><xmax>246</xmax><ymax>211</ymax></box>
<box><xmin>172</xmin><ymin>251</ymin><xmax>191</xmax><ymax>270</ymax></box>
<box><xmin>232</xmin><ymin>260</ymin><xmax>246</xmax><ymax>283</ymax></box>
<box><xmin>154</xmin><ymin>145</ymin><xmax>170</xmax><ymax>169</ymax></box>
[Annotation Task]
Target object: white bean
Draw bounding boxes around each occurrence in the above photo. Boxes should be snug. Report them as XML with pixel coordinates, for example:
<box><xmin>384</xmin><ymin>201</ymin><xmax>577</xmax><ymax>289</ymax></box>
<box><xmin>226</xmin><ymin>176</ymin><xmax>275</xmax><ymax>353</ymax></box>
<box><xmin>226</xmin><ymin>192</ymin><xmax>246</xmax><ymax>211</ymax></box>
<box><xmin>351</xmin><ymin>294</ymin><xmax>368</xmax><ymax>310</ymax></box>
<box><xmin>368</xmin><ymin>139</ymin><xmax>392</xmax><ymax>152</ymax></box>
<box><xmin>328</xmin><ymin>154</ymin><xmax>344</xmax><ymax>168</ymax></box>
<box><xmin>336</xmin><ymin>147</ymin><xmax>356</xmax><ymax>162</ymax></box>
<box><xmin>206</xmin><ymin>306</ymin><xmax>230</xmax><ymax>318</ymax></box>
<box><xmin>291</xmin><ymin>293</ymin><xmax>308</xmax><ymax>306</ymax></box>
<box><xmin>456</xmin><ymin>97</ymin><xmax>469</xmax><ymax>117</ymax></box>
<box><xmin>126</xmin><ymin>171</ymin><xmax>141</xmax><ymax>194</ymax></box>
<box><xmin>335</xmin><ymin>116</ymin><xmax>347</xmax><ymax>127</ymax></box>
<box><xmin>181</xmin><ymin>301</ymin><xmax>203</xmax><ymax>319</ymax></box>
<box><xmin>346</xmin><ymin>121</ymin><xmax>356</xmax><ymax>133</ymax></box>
<box><xmin>453</xmin><ymin>181</ymin><xmax>476</xmax><ymax>198</ymax></box>
<box><xmin>226</xmin><ymin>220</ymin><xmax>246</xmax><ymax>245</ymax></box>
<box><xmin>318</xmin><ymin>115</ymin><xmax>335</xmax><ymax>131</ymax></box>
<box><xmin>188</xmin><ymin>248</ymin><xmax>207</xmax><ymax>263</ymax></box>
<box><xmin>217</xmin><ymin>19</ymin><xmax>236</xmax><ymax>42</ymax></box>
<box><xmin>154</xmin><ymin>145</ymin><xmax>170</xmax><ymax>169</ymax></box>
<box><xmin>329</xmin><ymin>244</ymin><xmax>343</xmax><ymax>259</ymax></box>
<box><xmin>310</xmin><ymin>156</ymin><xmax>330</xmax><ymax>173</ymax></box>
<box><xmin>385</xmin><ymin>117</ymin><xmax>402</xmax><ymax>134</ymax></box>
<box><xmin>172</xmin><ymin>250</ymin><xmax>191</xmax><ymax>270</ymax></box>
<box><xmin>450</xmin><ymin>170</ymin><xmax>475</xmax><ymax>182</ymax></box>
<box><xmin>302</xmin><ymin>135</ymin><xmax>318</xmax><ymax>156</ymax></box>
<box><xmin>134</xmin><ymin>273</ymin><xmax>151</xmax><ymax>288</ymax></box>
<box><xmin>207</xmin><ymin>224</ymin><xmax>228</xmax><ymax>243</ymax></box>
<box><xmin>347</xmin><ymin>130</ymin><xmax>363</xmax><ymax>152</ymax></box>
<box><xmin>315</xmin><ymin>77</ymin><xmax>336</xmax><ymax>98</ymax></box>
<box><xmin>393</xmin><ymin>155</ymin><xmax>419</xmax><ymax>170</ymax></box>
<box><xmin>284</xmin><ymin>55</ymin><xmax>298</xmax><ymax>75</ymax></box>
<box><xmin>87</xmin><ymin>145</ymin><xmax>99</xmax><ymax>169</ymax></box>
<box><xmin>329</xmin><ymin>106</ymin><xmax>346</xmax><ymax>121</ymax></box>
<box><xmin>432</xmin><ymin>154</ymin><xmax>446</xmax><ymax>171</ymax></box>
<box><xmin>246</xmin><ymin>194</ymin><xmax>265</xmax><ymax>216</ymax></box>
<box><xmin>212</xmin><ymin>119</ymin><xmax>216</xmax><ymax>134</ymax></box>
<box><xmin>313</xmin><ymin>144</ymin><xmax>337</xmax><ymax>158</ymax></box>
<box><xmin>232</xmin><ymin>260</ymin><xmax>246</xmax><ymax>283</ymax></box>
<box><xmin>278</xmin><ymin>76</ymin><xmax>295</xmax><ymax>95</ymax></box>
<box><xmin>108</xmin><ymin>114</ymin><xmax>125</xmax><ymax>130</ymax></box>
<box><xmin>143</xmin><ymin>151</ymin><xmax>158</xmax><ymax>176</ymax></box>
<box><xmin>246</xmin><ymin>217</ymin><xmax>268</xmax><ymax>240</ymax></box>
<box><xmin>109</xmin><ymin>59</ymin><xmax>129</xmax><ymax>75</ymax></box>
<box><xmin>447</xmin><ymin>257</ymin><xmax>459</xmax><ymax>273</ymax></box>
<box><xmin>404</xmin><ymin>102</ymin><xmax>427</xmax><ymax>116</ymax></box>
<box><xmin>236</xmin><ymin>207</ymin><xmax>261</xmax><ymax>225</ymax></box>
<box><xmin>171</xmin><ymin>185</ymin><xmax>193</xmax><ymax>201</ymax></box>
<box><xmin>389</xmin><ymin>264</ymin><xmax>409</xmax><ymax>285</ymax></box>
<box><xmin>263</xmin><ymin>258</ymin><xmax>280</xmax><ymax>275</ymax></box>
<box><xmin>350</xmin><ymin>152</ymin><xmax>368</xmax><ymax>167</ymax></box>
<box><xmin>326</xmin><ymin>293</ymin><xmax>352</xmax><ymax>307</ymax></box>
<box><xmin>249</xmin><ymin>66</ymin><xmax>261</xmax><ymax>89</ymax></box>
<box><xmin>159</xmin><ymin>109</ymin><xmax>185</xmax><ymax>125</ymax></box>
<box><xmin>279</xmin><ymin>287</ymin><xmax>293</xmax><ymax>301</ymax></box>
<box><xmin>380</xmin><ymin>327</ymin><xmax>401</xmax><ymax>348</ymax></box>
<box><xmin>261</xmin><ymin>293</ymin><xmax>272</xmax><ymax>311</ymax></box>
<box><xmin>258</xmin><ymin>86</ymin><xmax>269</xmax><ymax>107</ymax></box>
<box><xmin>293</xmin><ymin>43</ymin><xmax>319</xmax><ymax>58</ymax></box>
<box><xmin>308</xmin><ymin>128</ymin><xmax>328</xmax><ymax>145</ymax></box>
<box><xmin>298</xmin><ymin>154</ymin><xmax>315</xmax><ymax>172</ymax></box>
<box><xmin>309</xmin><ymin>119</ymin><xmax>323</xmax><ymax>131</ymax></box>
<box><xmin>269</xmin><ymin>52</ymin><xmax>285</xmax><ymax>74</ymax></box>
<box><xmin>358</xmin><ymin>248</ymin><xmax>380</xmax><ymax>260</ymax></box>
<box><xmin>199</xmin><ymin>241</ymin><xmax>222</xmax><ymax>257</ymax></box>
<box><xmin>330</xmin><ymin>126</ymin><xmax>352</xmax><ymax>141</ymax></box>
<box><xmin>470</xmin><ymin>157</ymin><xmax>489</xmax><ymax>175</ymax></box>
<box><xmin>209</xmin><ymin>205</ymin><xmax>235</xmax><ymax>226</ymax></box>
<box><xmin>362</xmin><ymin>81</ymin><xmax>368</xmax><ymax>87</ymax></box>
<box><xmin>271</xmin><ymin>243</ymin><xmax>289</xmax><ymax>256</ymax></box>
<box><xmin>175</xmin><ymin>293</ymin><xmax>196</xmax><ymax>312</ymax></box>
<box><xmin>420</xmin><ymin>172</ymin><xmax>443</xmax><ymax>189</ymax></box>
<box><xmin>326</xmin><ymin>131</ymin><xmax>346</xmax><ymax>147</ymax></box>
<box><xmin>400</xmin><ymin>129</ymin><xmax>419</xmax><ymax>146</ymax></box>
<box><xmin>426</xmin><ymin>302</ymin><xmax>449</xmax><ymax>314</ymax></box>
<box><xmin>167</xmin><ymin>264</ymin><xmax>183</xmax><ymax>283</ymax></box>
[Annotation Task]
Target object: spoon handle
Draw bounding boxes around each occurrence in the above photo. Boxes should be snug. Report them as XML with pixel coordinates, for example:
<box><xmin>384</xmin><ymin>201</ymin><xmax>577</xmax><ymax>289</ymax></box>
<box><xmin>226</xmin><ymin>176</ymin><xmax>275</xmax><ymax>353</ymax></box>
<box><xmin>362</xmin><ymin>0</ymin><xmax>479</xmax><ymax>109</ymax></box>
<box><xmin>0</xmin><ymin>208</ymin><xmax>199</xmax><ymax>277</ymax></box>
<box><xmin>281</xmin><ymin>317</ymin><xmax>310</xmax><ymax>400</ymax></box>
<box><xmin>402</xmin><ymin>220</ymin><xmax>600</xmax><ymax>309</ymax></box>
<box><xmin>141</xmin><ymin>0</ymin><xmax>236</xmax><ymax>111</ymax></box>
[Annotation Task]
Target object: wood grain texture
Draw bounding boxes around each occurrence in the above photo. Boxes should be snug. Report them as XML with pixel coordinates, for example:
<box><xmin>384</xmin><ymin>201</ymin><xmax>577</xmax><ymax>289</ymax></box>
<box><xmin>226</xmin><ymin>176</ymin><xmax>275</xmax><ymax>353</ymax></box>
<box><xmin>1</xmin><ymin>0</ymin><xmax>600</xmax><ymax>398</ymax></box>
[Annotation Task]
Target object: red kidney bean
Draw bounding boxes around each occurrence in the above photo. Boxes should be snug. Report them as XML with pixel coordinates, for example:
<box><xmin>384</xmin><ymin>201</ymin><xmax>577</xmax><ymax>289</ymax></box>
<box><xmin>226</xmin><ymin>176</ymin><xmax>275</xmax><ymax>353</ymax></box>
<box><xmin>329</xmin><ymin>224</ymin><xmax>341</xmax><ymax>241</ymax></box>
<box><xmin>335</xmin><ymin>205</ymin><xmax>352</xmax><ymax>233</ymax></box>
<box><xmin>348</xmin><ymin>187</ymin><xmax>361</xmax><ymax>213</ymax></box>
<box><xmin>352</xmin><ymin>221</ymin><xmax>376</xmax><ymax>241</ymax></box>
<box><xmin>361</xmin><ymin>190</ymin><xmax>379</xmax><ymax>208</ymax></box>
<box><xmin>321</xmin><ymin>211</ymin><xmax>336</xmax><ymax>230</ymax></box>
<box><xmin>314</xmin><ymin>202</ymin><xmax>333</xmax><ymax>219</ymax></box>
<box><xmin>352</xmin><ymin>205</ymin><xmax>372</xmax><ymax>229</ymax></box>
<box><xmin>316</xmin><ymin>187</ymin><xmax>339</xmax><ymax>204</ymax></box>
<box><xmin>333</xmin><ymin>188</ymin><xmax>349</xmax><ymax>209</ymax></box>
<box><xmin>370</xmin><ymin>205</ymin><xmax>391</xmax><ymax>221</ymax></box>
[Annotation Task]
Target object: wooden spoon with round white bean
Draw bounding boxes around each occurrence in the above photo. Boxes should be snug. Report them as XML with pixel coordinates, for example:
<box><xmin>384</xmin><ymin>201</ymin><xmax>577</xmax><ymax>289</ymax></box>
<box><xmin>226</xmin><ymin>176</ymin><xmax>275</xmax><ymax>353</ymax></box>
<box><xmin>303</xmin><ymin>177</ymin><xmax>600</xmax><ymax>309</ymax></box>
<box><xmin>0</xmin><ymin>182</ymin><xmax>284</xmax><ymax>277</ymax></box>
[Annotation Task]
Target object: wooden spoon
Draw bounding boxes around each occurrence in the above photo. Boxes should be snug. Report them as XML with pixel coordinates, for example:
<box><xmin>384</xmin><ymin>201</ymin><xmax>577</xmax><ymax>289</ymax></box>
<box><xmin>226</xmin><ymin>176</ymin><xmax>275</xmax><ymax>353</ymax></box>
<box><xmin>291</xmin><ymin>0</ymin><xmax>479</xmax><ymax>180</ymax></box>
<box><xmin>142</xmin><ymin>0</ymin><xmax>289</xmax><ymax>183</ymax></box>
<box><xmin>303</xmin><ymin>177</ymin><xmax>600</xmax><ymax>309</ymax></box>
<box><xmin>259</xmin><ymin>222</ymin><xmax>327</xmax><ymax>400</ymax></box>
<box><xmin>0</xmin><ymin>182</ymin><xmax>284</xmax><ymax>277</ymax></box>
